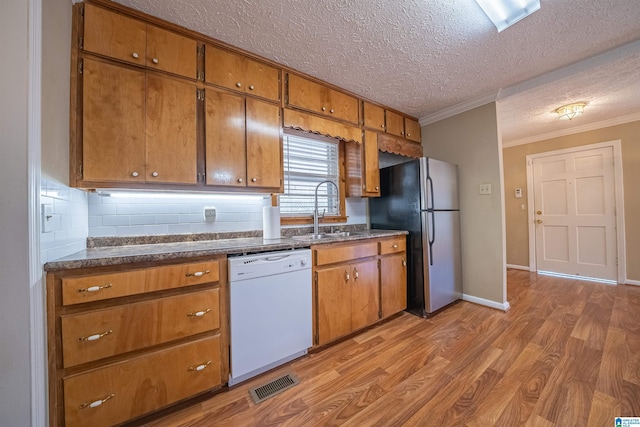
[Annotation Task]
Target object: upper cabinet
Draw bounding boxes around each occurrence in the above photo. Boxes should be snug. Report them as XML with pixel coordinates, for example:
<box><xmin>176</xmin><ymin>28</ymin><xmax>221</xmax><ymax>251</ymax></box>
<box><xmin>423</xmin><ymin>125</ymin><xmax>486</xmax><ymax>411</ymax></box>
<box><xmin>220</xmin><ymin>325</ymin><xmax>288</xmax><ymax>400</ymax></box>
<box><xmin>205</xmin><ymin>44</ymin><xmax>280</xmax><ymax>102</ymax></box>
<box><xmin>363</xmin><ymin>101</ymin><xmax>422</xmax><ymax>143</ymax></box>
<box><xmin>286</xmin><ymin>74</ymin><xmax>359</xmax><ymax>125</ymax></box>
<box><xmin>82</xmin><ymin>3</ymin><xmax>198</xmax><ymax>80</ymax></box>
<box><xmin>80</xmin><ymin>58</ymin><xmax>197</xmax><ymax>185</ymax></box>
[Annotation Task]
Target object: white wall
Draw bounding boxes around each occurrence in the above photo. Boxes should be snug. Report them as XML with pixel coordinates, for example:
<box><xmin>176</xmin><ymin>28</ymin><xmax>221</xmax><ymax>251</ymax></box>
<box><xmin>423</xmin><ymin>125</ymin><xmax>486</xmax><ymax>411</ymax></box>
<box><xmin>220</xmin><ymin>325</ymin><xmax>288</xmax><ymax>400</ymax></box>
<box><xmin>0</xmin><ymin>0</ymin><xmax>33</xmax><ymax>424</ymax></box>
<box><xmin>422</xmin><ymin>103</ymin><xmax>507</xmax><ymax>307</ymax></box>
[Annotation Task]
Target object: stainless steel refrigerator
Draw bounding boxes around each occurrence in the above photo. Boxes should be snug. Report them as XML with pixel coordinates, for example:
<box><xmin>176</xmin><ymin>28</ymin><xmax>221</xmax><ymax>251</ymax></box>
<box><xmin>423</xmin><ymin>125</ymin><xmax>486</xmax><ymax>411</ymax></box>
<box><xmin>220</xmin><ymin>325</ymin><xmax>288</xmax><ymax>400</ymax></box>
<box><xmin>370</xmin><ymin>157</ymin><xmax>462</xmax><ymax>317</ymax></box>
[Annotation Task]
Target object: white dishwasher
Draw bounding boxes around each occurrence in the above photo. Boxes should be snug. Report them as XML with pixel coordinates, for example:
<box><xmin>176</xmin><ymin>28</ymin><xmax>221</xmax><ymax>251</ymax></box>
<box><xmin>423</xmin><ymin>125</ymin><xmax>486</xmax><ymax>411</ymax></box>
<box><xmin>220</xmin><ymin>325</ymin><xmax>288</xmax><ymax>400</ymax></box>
<box><xmin>228</xmin><ymin>249</ymin><xmax>312</xmax><ymax>386</ymax></box>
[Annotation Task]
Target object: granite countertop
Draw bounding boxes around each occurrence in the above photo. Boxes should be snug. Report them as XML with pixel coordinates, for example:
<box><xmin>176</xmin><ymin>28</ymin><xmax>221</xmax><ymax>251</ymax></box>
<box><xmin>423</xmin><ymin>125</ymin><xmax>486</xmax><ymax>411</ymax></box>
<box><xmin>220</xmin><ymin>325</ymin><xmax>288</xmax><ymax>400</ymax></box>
<box><xmin>44</xmin><ymin>230</ymin><xmax>408</xmax><ymax>271</ymax></box>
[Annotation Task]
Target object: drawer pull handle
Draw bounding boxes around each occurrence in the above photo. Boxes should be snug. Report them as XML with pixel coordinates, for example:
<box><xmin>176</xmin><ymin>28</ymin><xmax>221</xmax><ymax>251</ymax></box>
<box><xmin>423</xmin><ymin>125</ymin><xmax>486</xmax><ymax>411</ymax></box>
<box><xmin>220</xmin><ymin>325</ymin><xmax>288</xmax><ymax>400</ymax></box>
<box><xmin>80</xmin><ymin>393</ymin><xmax>114</xmax><ymax>410</ymax></box>
<box><xmin>186</xmin><ymin>270</ymin><xmax>210</xmax><ymax>278</ymax></box>
<box><xmin>187</xmin><ymin>308</ymin><xmax>211</xmax><ymax>318</ymax></box>
<box><xmin>392</xmin><ymin>244</ymin><xmax>398</xmax><ymax>248</ymax></box>
<box><xmin>345</xmin><ymin>271</ymin><xmax>350</xmax><ymax>281</ymax></box>
<box><xmin>188</xmin><ymin>361</ymin><xmax>211</xmax><ymax>372</ymax></box>
<box><xmin>353</xmin><ymin>268</ymin><xmax>359</xmax><ymax>279</ymax></box>
<box><xmin>78</xmin><ymin>330</ymin><xmax>112</xmax><ymax>342</ymax></box>
<box><xmin>77</xmin><ymin>283</ymin><xmax>112</xmax><ymax>293</ymax></box>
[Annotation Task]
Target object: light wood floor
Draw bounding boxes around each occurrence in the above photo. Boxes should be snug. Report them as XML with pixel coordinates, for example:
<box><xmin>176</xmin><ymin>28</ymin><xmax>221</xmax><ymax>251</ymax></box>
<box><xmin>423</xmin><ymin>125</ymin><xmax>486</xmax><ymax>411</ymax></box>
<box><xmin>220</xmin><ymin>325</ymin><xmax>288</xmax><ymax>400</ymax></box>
<box><xmin>140</xmin><ymin>269</ymin><xmax>640</xmax><ymax>426</ymax></box>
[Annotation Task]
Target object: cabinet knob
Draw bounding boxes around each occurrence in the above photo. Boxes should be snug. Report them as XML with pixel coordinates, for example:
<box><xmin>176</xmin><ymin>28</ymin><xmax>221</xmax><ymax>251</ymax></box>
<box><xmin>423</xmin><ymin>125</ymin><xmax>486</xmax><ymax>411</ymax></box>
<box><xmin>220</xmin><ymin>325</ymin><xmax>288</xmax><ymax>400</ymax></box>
<box><xmin>375</xmin><ymin>186</ymin><xmax>379</xmax><ymax>190</ymax></box>
<box><xmin>236</xmin><ymin>82</ymin><xmax>242</xmax><ymax>88</ymax></box>
<box><xmin>132</xmin><ymin>52</ymin><xmax>139</xmax><ymax>59</ymax></box>
<box><xmin>152</xmin><ymin>171</ymin><xmax>159</xmax><ymax>177</ymax></box>
<box><xmin>407</xmin><ymin>133</ymin><xmax>411</xmax><ymax>137</ymax></box>
<box><xmin>249</xmin><ymin>85</ymin><xmax>255</xmax><ymax>90</ymax></box>
<box><xmin>401</xmin><ymin>131</ymin><xmax>405</xmax><ymax>135</ymax></box>
<box><xmin>131</xmin><ymin>171</ymin><xmax>139</xmax><ymax>177</ymax></box>
<box><xmin>321</xmin><ymin>106</ymin><xmax>326</xmax><ymax>111</ymax></box>
<box><xmin>330</xmin><ymin>109</ymin><xmax>334</xmax><ymax>113</ymax></box>
<box><xmin>402</xmin><ymin>257</ymin><xmax>407</xmax><ymax>267</ymax></box>
<box><xmin>345</xmin><ymin>271</ymin><xmax>350</xmax><ymax>281</ymax></box>
<box><xmin>353</xmin><ymin>268</ymin><xmax>359</xmax><ymax>279</ymax></box>
<box><xmin>381</xmin><ymin>124</ymin><xmax>385</xmax><ymax>129</ymax></box>
<box><xmin>251</xmin><ymin>177</ymin><xmax>257</xmax><ymax>182</ymax></box>
<box><xmin>152</xmin><ymin>57</ymin><xmax>159</xmax><ymax>64</ymax></box>
<box><xmin>536</xmin><ymin>219</ymin><xmax>543</xmax><ymax>224</ymax></box>
<box><xmin>392</xmin><ymin>244</ymin><xmax>398</xmax><ymax>249</ymax></box>
<box><xmin>237</xmin><ymin>178</ymin><xmax>243</xmax><ymax>183</ymax></box>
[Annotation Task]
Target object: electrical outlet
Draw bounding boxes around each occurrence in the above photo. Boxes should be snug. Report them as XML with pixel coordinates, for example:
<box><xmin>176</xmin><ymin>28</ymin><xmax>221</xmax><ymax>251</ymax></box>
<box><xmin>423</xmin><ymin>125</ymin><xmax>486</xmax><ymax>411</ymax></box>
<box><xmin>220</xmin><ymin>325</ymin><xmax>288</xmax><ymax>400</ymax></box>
<box><xmin>203</xmin><ymin>207</ymin><xmax>216</xmax><ymax>222</ymax></box>
<box><xmin>479</xmin><ymin>184</ymin><xmax>492</xmax><ymax>195</ymax></box>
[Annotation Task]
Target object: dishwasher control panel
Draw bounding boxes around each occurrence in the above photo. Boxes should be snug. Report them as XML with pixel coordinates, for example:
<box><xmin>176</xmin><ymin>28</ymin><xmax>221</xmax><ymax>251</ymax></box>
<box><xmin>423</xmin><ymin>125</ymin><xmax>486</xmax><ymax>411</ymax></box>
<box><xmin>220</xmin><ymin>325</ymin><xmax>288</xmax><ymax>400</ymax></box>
<box><xmin>228</xmin><ymin>249</ymin><xmax>311</xmax><ymax>282</ymax></box>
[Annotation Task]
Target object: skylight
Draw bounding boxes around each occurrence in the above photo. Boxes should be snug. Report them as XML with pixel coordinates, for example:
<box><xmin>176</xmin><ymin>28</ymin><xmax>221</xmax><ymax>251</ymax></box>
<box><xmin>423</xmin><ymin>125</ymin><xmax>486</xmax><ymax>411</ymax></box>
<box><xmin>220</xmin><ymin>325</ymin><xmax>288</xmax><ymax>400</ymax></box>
<box><xmin>475</xmin><ymin>0</ymin><xmax>540</xmax><ymax>32</ymax></box>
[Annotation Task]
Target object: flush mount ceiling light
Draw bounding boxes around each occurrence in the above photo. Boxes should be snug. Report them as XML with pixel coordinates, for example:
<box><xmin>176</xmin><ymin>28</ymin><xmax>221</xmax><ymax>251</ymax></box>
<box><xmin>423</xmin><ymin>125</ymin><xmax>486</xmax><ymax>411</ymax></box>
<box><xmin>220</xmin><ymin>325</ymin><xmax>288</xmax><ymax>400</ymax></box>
<box><xmin>555</xmin><ymin>102</ymin><xmax>587</xmax><ymax>120</ymax></box>
<box><xmin>474</xmin><ymin>0</ymin><xmax>541</xmax><ymax>32</ymax></box>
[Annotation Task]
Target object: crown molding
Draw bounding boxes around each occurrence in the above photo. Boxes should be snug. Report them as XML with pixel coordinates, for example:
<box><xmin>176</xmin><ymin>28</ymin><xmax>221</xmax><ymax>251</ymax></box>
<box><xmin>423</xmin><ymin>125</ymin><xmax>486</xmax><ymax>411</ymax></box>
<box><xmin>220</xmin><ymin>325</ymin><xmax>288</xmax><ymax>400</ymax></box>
<box><xmin>502</xmin><ymin>112</ymin><xmax>640</xmax><ymax>148</ymax></box>
<box><xmin>419</xmin><ymin>91</ymin><xmax>499</xmax><ymax>127</ymax></box>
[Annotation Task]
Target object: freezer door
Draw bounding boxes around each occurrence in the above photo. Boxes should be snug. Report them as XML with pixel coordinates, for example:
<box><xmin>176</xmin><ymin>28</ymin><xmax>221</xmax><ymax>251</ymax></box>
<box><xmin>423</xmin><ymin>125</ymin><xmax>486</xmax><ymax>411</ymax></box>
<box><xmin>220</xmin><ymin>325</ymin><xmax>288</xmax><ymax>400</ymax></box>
<box><xmin>426</xmin><ymin>158</ymin><xmax>460</xmax><ymax>211</ymax></box>
<box><xmin>421</xmin><ymin>210</ymin><xmax>462</xmax><ymax>314</ymax></box>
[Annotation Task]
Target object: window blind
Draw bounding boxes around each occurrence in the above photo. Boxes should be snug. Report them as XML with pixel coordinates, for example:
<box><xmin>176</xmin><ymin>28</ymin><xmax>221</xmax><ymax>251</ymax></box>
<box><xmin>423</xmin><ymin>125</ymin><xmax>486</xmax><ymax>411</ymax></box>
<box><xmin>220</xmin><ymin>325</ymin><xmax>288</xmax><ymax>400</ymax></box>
<box><xmin>280</xmin><ymin>133</ymin><xmax>340</xmax><ymax>216</ymax></box>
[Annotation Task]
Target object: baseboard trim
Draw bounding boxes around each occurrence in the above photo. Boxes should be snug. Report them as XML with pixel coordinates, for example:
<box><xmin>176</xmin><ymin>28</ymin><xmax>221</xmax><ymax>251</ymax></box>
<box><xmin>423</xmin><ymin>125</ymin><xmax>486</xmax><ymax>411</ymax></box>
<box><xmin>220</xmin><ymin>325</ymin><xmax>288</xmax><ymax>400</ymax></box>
<box><xmin>625</xmin><ymin>279</ymin><xmax>640</xmax><ymax>286</ymax></box>
<box><xmin>506</xmin><ymin>264</ymin><xmax>530</xmax><ymax>271</ymax></box>
<box><xmin>462</xmin><ymin>294</ymin><xmax>511</xmax><ymax>311</ymax></box>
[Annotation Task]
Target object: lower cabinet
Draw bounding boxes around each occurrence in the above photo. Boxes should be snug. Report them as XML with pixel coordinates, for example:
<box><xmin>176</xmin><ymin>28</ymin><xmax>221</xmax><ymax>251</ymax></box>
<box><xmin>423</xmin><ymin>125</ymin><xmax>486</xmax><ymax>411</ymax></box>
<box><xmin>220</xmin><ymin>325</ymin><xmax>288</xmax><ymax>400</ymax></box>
<box><xmin>47</xmin><ymin>257</ymin><xmax>228</xmax><ymax>427</ymax></box>
<box><xmin>313</xmin><ymin>236</ymin><xmax>407</xmax><ymax>346</ymax></box>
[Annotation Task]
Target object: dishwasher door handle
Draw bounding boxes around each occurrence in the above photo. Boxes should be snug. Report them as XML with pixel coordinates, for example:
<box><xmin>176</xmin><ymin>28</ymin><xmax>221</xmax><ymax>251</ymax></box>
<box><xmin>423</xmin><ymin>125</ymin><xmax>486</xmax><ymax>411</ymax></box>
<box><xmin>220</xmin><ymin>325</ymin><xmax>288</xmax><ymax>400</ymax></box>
<box><xmin>263</xmin><ymin>255</ymin><xmax>290</xmax><ymax>262</ymax></box>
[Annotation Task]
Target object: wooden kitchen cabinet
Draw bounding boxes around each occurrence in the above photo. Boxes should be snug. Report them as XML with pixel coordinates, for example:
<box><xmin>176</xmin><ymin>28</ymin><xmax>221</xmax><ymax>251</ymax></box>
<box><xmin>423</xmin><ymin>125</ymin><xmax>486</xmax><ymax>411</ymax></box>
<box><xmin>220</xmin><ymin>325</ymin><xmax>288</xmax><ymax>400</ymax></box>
<box><xmin>363</xmin><ymin>101</ymin><xmax>386</xmax><ymax>131</ymax></box>
<box><xmin>404</xmin><ymin>117</ymin><xmax>421</xmax><ymax>143</ymax></box>
<box><xmin>286</xmin><ymin>73</ymin><xmax>359</xmax><ymax>125</ymax></box>
<box><xmin>313</xmin><ymin>241</ymin><xmax>380</xmax><ymax>345</ymax></box>
<box><xmin>205</xmin><ymin>89</ymin><xmax>282</xmax><ymax>190</ymax></box>
<box><xmin>379</xmin><ymin>236</ymin><xmax>407</xmax><ymax>318</ymax></box>
<box><xmin>381</xmin><ymin>109</ymin><xmax>422</xmax><ymax>143</ymax></box>
<box><xmin>205</xmin><ymin>44</ymin><xmax>280</xmax><ymax>102</ymax></box>
<box><xmin>47</xmin><ymin>257</ymin><xmax>228</xmax><ymax>427</ymax></box>
<box><xmin>80</xmin><ymin>58</ymin><xmax>197</xmax><ymax>185</ymax></box>
<box><xmin>345</xmin><ymin>130</ymin><xmax>379</xmax><ymax>197</ymax></box>
<box><xmin>83</xmin><ymin>3</ymin><xmax>197</xmax><ymax>79</ymax></box>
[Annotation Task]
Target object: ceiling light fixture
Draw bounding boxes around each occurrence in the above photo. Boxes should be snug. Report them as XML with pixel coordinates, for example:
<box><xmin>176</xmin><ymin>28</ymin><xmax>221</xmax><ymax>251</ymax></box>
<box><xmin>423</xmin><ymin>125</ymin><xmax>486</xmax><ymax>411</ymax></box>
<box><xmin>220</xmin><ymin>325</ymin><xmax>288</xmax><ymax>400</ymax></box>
<box><xmin>555</xmin><ymin>102</ymin><xmax>587</xmax><ymax>120</ymax></box>
<box><xmin>474</xmin><ymin>0</ymin><xmax>540</xmax><ymax>32</ymax></box>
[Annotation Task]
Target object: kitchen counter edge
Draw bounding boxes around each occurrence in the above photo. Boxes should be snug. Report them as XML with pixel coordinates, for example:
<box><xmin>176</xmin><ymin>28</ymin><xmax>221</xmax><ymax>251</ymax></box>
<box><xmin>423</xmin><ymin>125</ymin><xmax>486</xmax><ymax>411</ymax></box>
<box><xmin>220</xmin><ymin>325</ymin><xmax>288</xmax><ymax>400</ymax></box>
<box><xmin>43</xmin><ymin>230</ymin><xmax>408</xmax><ymax>271</ymax></box>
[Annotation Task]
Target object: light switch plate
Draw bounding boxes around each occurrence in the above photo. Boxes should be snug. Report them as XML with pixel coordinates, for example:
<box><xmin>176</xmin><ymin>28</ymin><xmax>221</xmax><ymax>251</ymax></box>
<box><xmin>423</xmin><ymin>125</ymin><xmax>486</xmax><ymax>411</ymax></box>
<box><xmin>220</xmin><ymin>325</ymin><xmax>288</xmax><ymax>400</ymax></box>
<box><xmin>479</xmin><ymin>184</ymin><xmax>492</xmax><ymax>195</ymax></box>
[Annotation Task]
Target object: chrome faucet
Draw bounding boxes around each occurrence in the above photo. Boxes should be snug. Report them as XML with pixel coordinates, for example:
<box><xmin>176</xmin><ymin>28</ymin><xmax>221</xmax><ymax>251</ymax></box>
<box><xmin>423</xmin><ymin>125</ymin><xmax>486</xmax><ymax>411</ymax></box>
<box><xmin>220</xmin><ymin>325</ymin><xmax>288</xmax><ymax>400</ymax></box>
<box><xmin>314</xmin><ymin>180</ymin><xmax>339</xmax><ymax>236</ymax></box>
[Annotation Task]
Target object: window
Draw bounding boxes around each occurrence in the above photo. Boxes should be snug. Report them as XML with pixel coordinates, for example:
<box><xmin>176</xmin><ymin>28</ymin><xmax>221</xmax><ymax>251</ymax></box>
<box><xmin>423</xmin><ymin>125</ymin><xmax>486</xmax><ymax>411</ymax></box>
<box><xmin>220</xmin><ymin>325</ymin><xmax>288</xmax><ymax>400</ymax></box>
<box><xmin>279</xmin><ymin>131</ymin><xmax>343</xmax><ymax>220</ymax></box>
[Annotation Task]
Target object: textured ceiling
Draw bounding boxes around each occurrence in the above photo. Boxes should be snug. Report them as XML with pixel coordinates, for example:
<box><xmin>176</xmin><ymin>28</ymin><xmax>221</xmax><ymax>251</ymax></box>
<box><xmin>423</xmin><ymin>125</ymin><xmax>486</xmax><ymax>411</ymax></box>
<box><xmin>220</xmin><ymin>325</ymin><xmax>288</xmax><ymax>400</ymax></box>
<box><xmin>114</xmin><ymin>0</ymin><xmax>640</xmax><ymax>144</ymax></box>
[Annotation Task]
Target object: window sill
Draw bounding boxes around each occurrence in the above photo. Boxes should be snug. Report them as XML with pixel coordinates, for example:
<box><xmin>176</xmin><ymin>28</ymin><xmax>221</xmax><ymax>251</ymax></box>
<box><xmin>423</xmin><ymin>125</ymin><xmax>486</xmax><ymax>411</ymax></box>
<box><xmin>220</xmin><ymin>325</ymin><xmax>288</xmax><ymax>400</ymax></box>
<box><xmin>281</xmin><ymin>215</ymin><xmax>348</xmax><ymax>226</ymax></box>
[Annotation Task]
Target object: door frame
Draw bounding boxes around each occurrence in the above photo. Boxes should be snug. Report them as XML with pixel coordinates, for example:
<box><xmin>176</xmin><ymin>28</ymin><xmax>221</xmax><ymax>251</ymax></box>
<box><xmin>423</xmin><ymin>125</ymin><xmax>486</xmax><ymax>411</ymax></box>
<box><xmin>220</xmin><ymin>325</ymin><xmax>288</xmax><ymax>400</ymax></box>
<box><xmin>526</xmin><ymin>140</ymin><xmax>626</xmax><ymax>283</ymax></box>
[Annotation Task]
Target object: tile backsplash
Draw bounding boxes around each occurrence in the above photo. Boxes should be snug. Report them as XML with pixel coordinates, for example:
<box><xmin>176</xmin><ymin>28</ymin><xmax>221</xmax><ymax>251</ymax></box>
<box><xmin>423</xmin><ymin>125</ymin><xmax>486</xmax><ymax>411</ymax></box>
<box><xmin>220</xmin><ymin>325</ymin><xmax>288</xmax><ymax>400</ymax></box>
<box><xmin>40</xmin><ymin>178</ymin><xmax>89</xmax><ymax>263</ymax></box>
<box><xmin>88</xmin><ymin>192</ymin><xmax>367</xmax><ymax>237</ymax></box>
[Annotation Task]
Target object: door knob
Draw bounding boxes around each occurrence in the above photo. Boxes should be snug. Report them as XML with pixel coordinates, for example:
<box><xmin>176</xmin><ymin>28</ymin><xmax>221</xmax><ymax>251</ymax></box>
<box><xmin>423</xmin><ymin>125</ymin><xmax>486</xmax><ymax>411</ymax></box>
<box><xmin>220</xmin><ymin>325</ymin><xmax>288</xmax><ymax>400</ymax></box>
<box><xmin>536</xmin><ymin>219</ymin><xmax>542</xmax><ymax>224</ymax></box>
<box><xmin>536</xmin><ymin>210</ymin><xmax>542</xmax><ymax>215</ymax></box>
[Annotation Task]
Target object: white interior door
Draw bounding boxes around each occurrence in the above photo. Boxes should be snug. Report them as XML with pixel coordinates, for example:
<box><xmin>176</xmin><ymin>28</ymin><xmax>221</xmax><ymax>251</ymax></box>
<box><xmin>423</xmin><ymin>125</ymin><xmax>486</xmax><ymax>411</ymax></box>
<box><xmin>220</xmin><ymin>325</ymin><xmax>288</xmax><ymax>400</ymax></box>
<box><xmin>533</xmin><ymin>146</ymin><xmax>616</xmax><ymax>281</ymax></box>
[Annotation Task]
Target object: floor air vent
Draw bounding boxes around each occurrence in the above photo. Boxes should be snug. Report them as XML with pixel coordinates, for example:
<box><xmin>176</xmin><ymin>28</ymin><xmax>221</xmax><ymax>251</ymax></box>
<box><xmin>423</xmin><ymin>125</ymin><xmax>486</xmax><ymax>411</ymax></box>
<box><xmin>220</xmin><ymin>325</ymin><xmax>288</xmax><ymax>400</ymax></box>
<box><xmin>249</xmin><ymin>373</ymin><xmax>299</xmax><ymax>404</ymax></box>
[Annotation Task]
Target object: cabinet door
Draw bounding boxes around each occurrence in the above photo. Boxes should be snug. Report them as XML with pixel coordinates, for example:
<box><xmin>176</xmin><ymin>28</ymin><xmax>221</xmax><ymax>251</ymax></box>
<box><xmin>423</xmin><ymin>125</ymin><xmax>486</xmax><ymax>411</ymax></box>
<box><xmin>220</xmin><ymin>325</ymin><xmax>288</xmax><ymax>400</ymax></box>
<box><xmin>363</xmin><ymin>130</ymin><xmax>380</xmax><ymax>195</ymax></box>
<box><xmin>205</xmin><ymin>90</ymin><xmax>246</xmax><ymax>187</ymax></box>
<box><xmin>327</xmin><ymin>88</ymin><xmax>359</xmax><ymax>125</ymax></box>
<box><xmin>145</xmin><ymin>74</ymin><xmax>197</xmax><ymax>184</ymax></box>
<box><xmin>316</xmin><ymin>265</ymin><xmax>352</xmax><ymax>345</ymax></box>
<box><xmin>363</xmin><ymin>102</ymin><xmax>385</xmax><ymax>131</ymax></box>
<box><xmin>246</xmin><ymin>98</ymin><xmax>282</xmax><ymax>189</ymax></box>
<box><xmin>350</xmin><ymin>259</ymin><xmax>379</xmax><ymax>331</ymax></box>
<box><xmin>385</xmin><ymin>110</ymin><xmax>404</xmax><ymax>137</ymax></box>
<box><xmin>244</xmin><ymin>58</ymin><xmax>280</xmax><ymax>102</ymax></box>
<box><xmin>82</xmin><ymin>59</ymin><xmax>146</xmax><ymax>183</ymax></box>
<box><xmin>83</xmin><ymin>4</ymin><xmax>146</xmax><ymax>66</ymax></box>
<box><xmin>380</xmin><ymin>254</ymin><xmax>407</xmax><ymax>318</ymax></box>
<box><xmin>204</xmin><ymin>45</ymin><xmax>245</xmax><ymax>93</ymax></box>
<box><xmin>286</xmin><ymin>74</ymin><xmax>330</xmax><ymax>116</ymax></box>
<box><xmin>146</xmin><ymin>25</ymin><xmax>197</xmax><ymax>79</ymax></box>
<box><xmin>405</xmin><ymin>118</ymin><xmax>421</xmax><ymax>143</ymax></box>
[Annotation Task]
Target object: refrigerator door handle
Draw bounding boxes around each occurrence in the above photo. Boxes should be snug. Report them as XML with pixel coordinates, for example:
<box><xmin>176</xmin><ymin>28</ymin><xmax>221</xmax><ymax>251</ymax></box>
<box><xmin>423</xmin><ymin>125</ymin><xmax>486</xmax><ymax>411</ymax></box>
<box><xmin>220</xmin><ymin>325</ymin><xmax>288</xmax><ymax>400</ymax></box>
<box><xmin>427</xmin><ymin>175</ymin><xmax>435</xmax><ymax>211</ymax></box>
<box><xmin>427</xmin><ymin>210</ymin><xmax>435</xmax><ymax>266</ymax></box>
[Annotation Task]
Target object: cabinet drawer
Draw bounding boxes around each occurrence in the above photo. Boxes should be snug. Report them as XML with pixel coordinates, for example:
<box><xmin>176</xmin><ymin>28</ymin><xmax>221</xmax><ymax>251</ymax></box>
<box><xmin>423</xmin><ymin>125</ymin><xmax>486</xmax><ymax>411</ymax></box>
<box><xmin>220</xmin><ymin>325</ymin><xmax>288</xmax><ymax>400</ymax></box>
<box><xmin>63</xmin><ymin>335</ymin><xmax>221</xmax><ymax>427</ymax></box>
<box><xmin>61</xmin><ymin>289</ymin><xmax>219</xmax><ymax>367</ymax></box>
<box><xmin>62</xmin><ymin>260</ymin><xmax>219</xmax><ymax>305</ymax></box>
<box><xmin>379</xmin><ymin>237</ymin><xmax>406</xmax><ymax>255</ymax></box>
<box><xmin>314</xmin><ymin>241</ymin><xmax>377</xmax><ymax>266</ymax></box>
